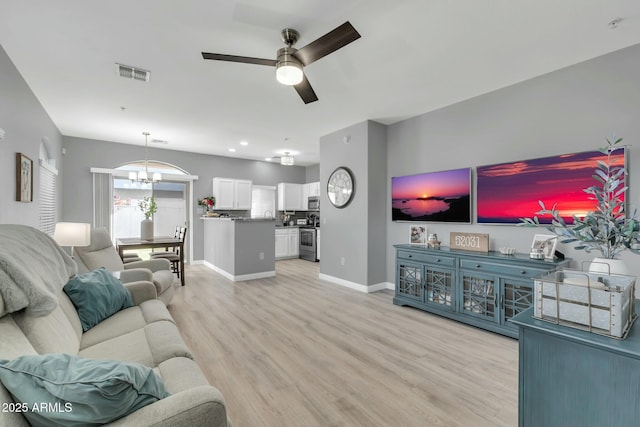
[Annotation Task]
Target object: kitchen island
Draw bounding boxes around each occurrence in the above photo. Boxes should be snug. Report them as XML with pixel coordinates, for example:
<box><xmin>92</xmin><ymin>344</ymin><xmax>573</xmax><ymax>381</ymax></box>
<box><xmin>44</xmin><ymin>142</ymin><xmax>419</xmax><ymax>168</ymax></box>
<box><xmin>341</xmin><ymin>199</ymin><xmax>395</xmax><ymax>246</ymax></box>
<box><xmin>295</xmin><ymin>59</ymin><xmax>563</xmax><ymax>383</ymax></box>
<box><xmin>202</xmin><ymin>217</ymin><xmax>276</xmax><ymax>281</ymax></box>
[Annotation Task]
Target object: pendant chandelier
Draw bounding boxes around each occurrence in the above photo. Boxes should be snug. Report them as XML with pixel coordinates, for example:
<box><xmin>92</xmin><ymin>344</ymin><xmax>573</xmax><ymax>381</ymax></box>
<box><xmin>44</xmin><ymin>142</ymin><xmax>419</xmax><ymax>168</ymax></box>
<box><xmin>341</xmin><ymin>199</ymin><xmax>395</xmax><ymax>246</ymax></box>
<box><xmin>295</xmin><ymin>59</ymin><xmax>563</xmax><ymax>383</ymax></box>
<box><xmin>280</xmin><ymin>152</ymin><xmax>294</xmax><ymax>166</ymax></box>
<box><xmin>129</xmin><ymin>132</ymin><xmax>161</xmax><ymax>184</ymax></box>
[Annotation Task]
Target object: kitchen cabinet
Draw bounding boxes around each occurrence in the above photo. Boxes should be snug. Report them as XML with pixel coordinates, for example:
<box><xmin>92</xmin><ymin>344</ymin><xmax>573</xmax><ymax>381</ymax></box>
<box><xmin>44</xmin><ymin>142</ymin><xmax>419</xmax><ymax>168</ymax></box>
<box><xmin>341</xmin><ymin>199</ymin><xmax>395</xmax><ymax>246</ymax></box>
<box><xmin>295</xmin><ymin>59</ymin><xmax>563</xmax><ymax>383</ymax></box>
<box><xmin>277</xmin><ymin>183</ymin><xmax>303</xmax><ymax>211</ymax></box>
<box><xmin>302</xmin><ymin>182</ymin><xmax>321</xmax><ymax>210</ymax></box>
<box><xmin>213</xmin><ymin>177</ymin><xmax>252</xmax><ymax>210</ymax></box>
<box><xmin>275</xmin><ymin>227</ymin><xmax>299</xmax><ymax>259</ymax></box>
<box><xmin>393</xmin><ymin>245</ymin><xmax>570</xmax><ymax>338</ymax></box>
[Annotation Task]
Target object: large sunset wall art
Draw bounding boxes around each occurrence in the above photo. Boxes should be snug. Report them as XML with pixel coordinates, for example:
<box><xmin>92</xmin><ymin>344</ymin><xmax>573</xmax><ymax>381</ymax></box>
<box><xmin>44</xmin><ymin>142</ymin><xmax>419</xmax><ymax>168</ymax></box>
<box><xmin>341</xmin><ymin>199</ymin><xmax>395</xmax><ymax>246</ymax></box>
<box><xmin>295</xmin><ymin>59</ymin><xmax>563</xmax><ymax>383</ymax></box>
<box><xmin>476</xmin><ymin>148</ymin><xmax>626</xmax><ymax>224</ymax></box>
<box><xmin>392</xmin><ymin>168</ymin><xmax>471</xmax><ymax>222</ymax></box>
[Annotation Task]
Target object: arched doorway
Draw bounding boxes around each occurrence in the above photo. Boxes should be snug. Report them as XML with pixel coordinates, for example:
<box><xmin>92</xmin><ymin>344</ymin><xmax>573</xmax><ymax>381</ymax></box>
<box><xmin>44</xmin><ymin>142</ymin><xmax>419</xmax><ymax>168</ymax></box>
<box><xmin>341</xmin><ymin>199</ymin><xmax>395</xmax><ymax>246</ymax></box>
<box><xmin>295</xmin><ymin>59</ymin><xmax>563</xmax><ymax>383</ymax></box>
<box><xmin>113</xmin><ymin>161</ymin><xmax>191</xmax><ymax>260</ymax></box>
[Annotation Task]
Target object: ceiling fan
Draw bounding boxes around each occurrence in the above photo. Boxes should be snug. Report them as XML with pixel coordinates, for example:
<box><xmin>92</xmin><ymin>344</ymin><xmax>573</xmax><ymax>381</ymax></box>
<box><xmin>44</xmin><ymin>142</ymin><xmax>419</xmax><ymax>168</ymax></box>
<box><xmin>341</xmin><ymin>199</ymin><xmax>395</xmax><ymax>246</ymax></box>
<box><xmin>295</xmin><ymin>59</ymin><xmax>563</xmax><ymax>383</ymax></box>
<box><xmin>201</xmin><ymin>21</ymin><xmax>361</xmax><ymax>104</ymax></box>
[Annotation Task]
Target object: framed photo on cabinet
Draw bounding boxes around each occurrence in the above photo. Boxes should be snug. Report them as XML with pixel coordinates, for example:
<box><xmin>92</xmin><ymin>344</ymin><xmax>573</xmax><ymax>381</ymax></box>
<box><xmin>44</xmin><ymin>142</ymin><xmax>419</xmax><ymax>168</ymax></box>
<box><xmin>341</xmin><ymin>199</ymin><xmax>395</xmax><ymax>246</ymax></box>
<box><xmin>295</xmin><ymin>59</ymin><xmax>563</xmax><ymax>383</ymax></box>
<box><xmin>16</xmin><ymin>152</ymin><xmax>33</xmax><ymax>202</ymax></box>
<box><xmin>409</xmin><ymin>225</ymin><xmax>427</xmax><ymax>245</ymax></box>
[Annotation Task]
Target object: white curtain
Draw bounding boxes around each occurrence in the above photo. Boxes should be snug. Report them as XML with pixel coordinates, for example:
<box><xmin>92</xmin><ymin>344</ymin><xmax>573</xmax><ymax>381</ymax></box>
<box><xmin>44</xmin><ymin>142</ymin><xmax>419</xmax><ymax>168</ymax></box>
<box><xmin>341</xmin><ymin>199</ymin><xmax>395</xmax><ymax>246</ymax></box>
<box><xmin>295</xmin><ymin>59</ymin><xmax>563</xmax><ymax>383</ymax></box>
<box><xmin>92</xmin><ymin>171</ymin><xmax>113</xmax><ymax>234</ymax></box>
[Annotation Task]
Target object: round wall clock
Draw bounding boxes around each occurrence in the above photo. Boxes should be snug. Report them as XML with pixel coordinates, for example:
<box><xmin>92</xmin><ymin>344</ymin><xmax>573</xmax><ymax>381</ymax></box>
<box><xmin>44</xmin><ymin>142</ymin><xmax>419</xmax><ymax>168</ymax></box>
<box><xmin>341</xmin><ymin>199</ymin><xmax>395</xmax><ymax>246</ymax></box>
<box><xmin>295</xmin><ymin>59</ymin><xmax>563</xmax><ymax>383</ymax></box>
<box><xmin>327</xmin><ymin>166</ymin><xmax>355</xmax><ymax>208</ymax></box>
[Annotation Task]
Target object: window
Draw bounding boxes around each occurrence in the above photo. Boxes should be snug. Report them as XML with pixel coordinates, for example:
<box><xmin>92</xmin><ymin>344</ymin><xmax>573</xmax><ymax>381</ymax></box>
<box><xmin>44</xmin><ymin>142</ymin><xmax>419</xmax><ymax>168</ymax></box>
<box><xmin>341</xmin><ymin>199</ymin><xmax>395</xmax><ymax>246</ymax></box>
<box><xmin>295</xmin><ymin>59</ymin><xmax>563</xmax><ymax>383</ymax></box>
<box><xmin>251</xmin><ymin>185</ymin><xmax>276</xmax><ymax>218</ymax></box>
<box><xmin>39</xmin><ymin>160</ymin><xmax>58</xmax><ymax>235</ymax></box>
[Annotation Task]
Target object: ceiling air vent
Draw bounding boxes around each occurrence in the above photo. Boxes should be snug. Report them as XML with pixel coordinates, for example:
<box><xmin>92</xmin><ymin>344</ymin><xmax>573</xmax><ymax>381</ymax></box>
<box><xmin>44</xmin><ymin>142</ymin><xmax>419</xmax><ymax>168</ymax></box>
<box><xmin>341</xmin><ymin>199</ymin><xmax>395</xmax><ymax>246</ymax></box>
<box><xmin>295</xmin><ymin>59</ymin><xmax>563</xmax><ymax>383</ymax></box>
<box><xmin>116</xmin><ymin>63</ymin><xmax>150</xmax><ymax>82</ymax></box>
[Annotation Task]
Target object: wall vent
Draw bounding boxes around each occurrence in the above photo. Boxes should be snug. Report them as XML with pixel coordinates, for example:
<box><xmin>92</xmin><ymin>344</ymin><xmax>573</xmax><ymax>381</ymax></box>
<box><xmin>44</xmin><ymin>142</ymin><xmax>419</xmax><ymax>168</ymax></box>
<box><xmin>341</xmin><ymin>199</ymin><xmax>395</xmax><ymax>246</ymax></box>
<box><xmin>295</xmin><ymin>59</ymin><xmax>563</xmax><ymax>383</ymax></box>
<box><xmin>116</xmin><ymin>63</ymin><xmax>150</xmax><ymax>82</ymax></box>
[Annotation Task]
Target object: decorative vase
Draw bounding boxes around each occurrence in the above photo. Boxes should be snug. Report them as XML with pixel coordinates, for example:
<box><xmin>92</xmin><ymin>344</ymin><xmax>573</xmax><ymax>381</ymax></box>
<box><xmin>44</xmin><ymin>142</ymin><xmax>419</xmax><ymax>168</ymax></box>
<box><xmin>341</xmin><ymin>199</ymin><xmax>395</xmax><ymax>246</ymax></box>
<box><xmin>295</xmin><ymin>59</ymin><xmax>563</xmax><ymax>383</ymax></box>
<box><xmin>141</xmin><ymin>219</ymin><xmax>154</xmax><ymax>240</ymax></box>
<box><xmin>588</xmin><ymin>257</ymin><xmax>630</xmax><ymax>276</ymax></box>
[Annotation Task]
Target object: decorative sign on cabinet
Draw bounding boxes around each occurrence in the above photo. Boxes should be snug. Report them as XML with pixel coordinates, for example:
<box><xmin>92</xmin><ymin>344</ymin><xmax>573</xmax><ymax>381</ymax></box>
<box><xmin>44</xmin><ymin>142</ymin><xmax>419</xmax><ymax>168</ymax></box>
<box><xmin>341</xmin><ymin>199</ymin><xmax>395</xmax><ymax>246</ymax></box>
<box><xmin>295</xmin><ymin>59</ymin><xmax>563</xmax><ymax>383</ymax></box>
<box><xmin>213</xmin><ymin>177</ymin><xmax>252</xmax><ymax>210</ymax></box>
<box><xmin>393</xmin><ymin>244</ymin><xmax>570</xmax><ymax>338</ymax></box>
<box><xmin>449</xmin><ymin>232</ymin><xmax>489</xmax><ymax>252</ymax></box>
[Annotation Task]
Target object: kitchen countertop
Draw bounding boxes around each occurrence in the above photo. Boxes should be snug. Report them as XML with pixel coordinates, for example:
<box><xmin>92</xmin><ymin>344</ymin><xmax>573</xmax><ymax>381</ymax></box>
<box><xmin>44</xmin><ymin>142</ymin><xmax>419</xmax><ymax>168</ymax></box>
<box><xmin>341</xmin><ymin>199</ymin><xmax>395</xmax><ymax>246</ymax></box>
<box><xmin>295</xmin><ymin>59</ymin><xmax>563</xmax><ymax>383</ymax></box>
<box><xmin>200</xmin><ymin>216</ymin><xmax>276</xmax><ymax>222</ymax></box>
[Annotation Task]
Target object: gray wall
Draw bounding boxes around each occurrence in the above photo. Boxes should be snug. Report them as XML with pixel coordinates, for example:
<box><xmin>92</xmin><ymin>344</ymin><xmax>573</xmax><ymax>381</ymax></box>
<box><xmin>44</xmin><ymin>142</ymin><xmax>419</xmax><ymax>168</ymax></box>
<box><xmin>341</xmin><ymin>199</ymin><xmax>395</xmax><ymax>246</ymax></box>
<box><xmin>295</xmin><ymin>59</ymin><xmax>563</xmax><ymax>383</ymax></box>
<box><xmin>305</xmin><ymin>164</ymin><xmax>320</xmax><ymax>183</ymax></box>
<box><xmin>62</xmin><ymin>136</ymin><xmax>306</xmax><ymax>260</ymax></box>
<box><xmin>320</xmin><ymin>120</ymin><xmax>387</xmax><ymax>286</ymax></box>
<box><xmin>367</xmin><ymin>121</ymin><xmax>388</xmax><ymax>285</ymax></box>
<box><xmin>0</xmin><ymin>44</ymin><xmax>64</xmax><ymax>227</ymax></box>
<box><xmin>385</xmin><ymin>43</ymin><xmax>640</xmax><ymax>283</ymax></box>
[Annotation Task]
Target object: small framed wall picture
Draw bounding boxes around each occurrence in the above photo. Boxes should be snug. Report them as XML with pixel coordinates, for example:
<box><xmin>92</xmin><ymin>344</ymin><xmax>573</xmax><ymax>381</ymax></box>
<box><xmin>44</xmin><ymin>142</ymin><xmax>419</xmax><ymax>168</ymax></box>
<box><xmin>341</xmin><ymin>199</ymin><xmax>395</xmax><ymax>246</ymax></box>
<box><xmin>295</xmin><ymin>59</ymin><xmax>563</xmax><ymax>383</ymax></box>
<box><xmin>16</xmin><ymin>153</ymin><xmax>33</xmax><ymax>202</ymax></box>
<box><xmin>531</xmin><ymin>234</ymin><xmax>557</xmax><ymax>260</ymax></box>
<box><xmin>409</xmin><ymin>225</ymin><xmax>427</xmax><ymax>245</ymax></box>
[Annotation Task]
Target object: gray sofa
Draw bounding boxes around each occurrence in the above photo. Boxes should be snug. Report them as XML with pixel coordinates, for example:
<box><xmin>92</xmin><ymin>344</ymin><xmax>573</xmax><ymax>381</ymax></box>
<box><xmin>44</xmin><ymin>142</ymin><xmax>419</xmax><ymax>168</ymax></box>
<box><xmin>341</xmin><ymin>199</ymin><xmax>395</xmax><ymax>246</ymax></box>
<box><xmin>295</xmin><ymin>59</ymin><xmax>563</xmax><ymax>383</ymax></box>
<box><xmin>0</xmin><ymin>225</ymin><xmax>230</xmax><ymax>427</ymax></box>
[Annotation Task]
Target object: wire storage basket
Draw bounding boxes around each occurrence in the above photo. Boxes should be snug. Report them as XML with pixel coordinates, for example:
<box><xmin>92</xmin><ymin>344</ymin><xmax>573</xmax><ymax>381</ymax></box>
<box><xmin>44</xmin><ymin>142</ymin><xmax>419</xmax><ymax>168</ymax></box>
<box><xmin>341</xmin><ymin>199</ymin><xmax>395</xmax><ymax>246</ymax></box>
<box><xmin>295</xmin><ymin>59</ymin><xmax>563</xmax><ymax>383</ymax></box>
<box><xmin>533</xmin><ymin>269</ymin><xmax>637</xmax><ymax>339</ymax></box>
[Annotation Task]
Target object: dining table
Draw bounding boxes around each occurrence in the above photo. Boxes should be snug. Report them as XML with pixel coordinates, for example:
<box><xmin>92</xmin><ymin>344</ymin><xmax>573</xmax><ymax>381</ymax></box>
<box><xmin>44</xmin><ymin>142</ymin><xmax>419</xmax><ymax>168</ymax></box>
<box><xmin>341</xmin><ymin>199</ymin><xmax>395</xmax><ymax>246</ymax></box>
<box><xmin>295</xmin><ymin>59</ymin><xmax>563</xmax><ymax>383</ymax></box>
<box><xmin>116</xmin><ymin>236</ymin><xmax>185</xmax><ymax>286</ymax></box>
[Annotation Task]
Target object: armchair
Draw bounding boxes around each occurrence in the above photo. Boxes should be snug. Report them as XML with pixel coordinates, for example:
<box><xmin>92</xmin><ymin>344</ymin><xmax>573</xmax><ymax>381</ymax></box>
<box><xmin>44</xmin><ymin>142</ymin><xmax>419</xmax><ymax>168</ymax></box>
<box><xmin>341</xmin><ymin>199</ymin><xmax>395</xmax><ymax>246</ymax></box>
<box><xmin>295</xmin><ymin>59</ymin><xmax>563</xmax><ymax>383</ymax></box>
<box><xmin>74</xmin><ymin>228</ymin><xmax>175</xmax><ymax>305</ymax></box>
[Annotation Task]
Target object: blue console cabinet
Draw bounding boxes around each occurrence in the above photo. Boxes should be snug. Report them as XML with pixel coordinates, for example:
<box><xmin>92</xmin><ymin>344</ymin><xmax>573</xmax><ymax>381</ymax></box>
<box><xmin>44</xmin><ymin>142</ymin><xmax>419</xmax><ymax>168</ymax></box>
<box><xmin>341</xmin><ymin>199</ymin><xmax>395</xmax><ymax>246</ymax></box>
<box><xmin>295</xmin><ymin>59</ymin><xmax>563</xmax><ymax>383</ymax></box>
<box><xmin>393</xmin><ymin>245</ymin><xmax>570</xmax><ymax>338</ymax></box>
<box><xmin>511</xmin><ymin>305</ymin><xmax>640</xmax><ymax>427</ymax></box>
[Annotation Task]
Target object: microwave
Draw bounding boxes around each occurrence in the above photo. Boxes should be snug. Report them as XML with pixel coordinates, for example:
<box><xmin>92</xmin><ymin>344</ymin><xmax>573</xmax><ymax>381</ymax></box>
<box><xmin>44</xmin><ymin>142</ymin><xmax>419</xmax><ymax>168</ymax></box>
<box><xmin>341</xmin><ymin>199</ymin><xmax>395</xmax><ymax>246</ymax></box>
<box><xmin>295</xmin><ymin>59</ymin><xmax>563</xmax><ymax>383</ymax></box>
<box><xmin>308</xmin><ymin>196</ymin><xmax>320</xmax><ymax>211</ymax></box>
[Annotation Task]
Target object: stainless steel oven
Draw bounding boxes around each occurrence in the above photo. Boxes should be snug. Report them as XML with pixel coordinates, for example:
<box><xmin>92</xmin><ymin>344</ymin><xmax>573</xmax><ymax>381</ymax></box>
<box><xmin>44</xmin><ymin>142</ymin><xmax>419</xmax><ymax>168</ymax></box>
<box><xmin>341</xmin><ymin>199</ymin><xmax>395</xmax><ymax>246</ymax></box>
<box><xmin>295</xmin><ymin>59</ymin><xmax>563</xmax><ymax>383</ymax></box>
<box><xmin>299</xmin><ymin>227</ymin><xmax>318</xmax><ymax>262</ymax></box>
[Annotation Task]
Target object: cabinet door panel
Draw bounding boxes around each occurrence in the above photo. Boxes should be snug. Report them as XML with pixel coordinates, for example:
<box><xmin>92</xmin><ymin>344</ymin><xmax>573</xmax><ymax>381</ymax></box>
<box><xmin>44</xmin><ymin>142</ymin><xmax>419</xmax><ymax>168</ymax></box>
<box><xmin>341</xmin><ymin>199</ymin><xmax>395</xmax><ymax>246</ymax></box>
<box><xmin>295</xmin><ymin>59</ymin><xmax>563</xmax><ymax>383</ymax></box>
<box><xmin>397</xmin><ymin>261</ymin><xmax>423</xmax><ymax>301</ymax></box>
<box><xmin>501</xmin><ymin>279</ymin><xmax>533</xmax><ymax>329</ymax></box>
<box><xmin>424</xmin><ymin>267</ymin><xmax>454</xmax><ymax>310</ymax></box>
<box><xmin>460</xmin><ymin>271</ymin><xmax>498</xmax><ymax>323</ymax></box>
<box><xmin>289</xmin><ymin>229</ymin><xmax>299</xmax><ymax>256</ymax></box>
<box><xmin>275</xmin><ymin>232</ymin><xmax>288</xmax><ymax>258</ymax></box>
<box><xmin>235</xmin><ymin>180</ymin><xmax>252</xmax><ymax>209</ymax></box>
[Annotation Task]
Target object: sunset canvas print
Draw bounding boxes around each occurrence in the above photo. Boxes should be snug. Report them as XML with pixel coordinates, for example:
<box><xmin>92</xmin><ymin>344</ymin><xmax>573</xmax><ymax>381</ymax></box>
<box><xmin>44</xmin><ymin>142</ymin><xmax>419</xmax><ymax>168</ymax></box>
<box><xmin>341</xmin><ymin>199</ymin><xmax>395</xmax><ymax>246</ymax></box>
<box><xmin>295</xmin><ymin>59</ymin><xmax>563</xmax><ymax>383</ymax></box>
<box><xmin>392</xmin><ymin>168</ymin><xmax>471</xmax><ymax>222</ymax></box>
<box><xmin>476</xmin><ymin>148</ymin><xmax>625</xmax><ymax>224</ymax></box>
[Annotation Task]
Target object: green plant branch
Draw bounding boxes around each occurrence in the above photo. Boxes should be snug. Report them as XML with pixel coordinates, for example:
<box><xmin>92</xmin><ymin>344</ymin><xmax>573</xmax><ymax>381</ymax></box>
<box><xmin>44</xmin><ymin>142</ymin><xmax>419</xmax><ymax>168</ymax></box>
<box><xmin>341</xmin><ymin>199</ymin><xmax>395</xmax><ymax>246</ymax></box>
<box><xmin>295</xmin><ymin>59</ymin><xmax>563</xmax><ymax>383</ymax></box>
<box><xmin>519</xmin><ymin>137</ymin><xmax>640</xmax><ymax>259</ymax></box>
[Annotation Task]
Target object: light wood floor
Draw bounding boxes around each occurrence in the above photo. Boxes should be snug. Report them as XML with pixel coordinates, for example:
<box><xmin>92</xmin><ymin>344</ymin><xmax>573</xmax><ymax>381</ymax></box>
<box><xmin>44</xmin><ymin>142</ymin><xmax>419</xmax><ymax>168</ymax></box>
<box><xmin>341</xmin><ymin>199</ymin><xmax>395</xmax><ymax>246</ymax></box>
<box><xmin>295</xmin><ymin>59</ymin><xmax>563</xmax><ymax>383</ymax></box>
<box><xmin>168</xmin><ymin>260</ymin><xmax>518</xmax><ymax>427</ymax></box>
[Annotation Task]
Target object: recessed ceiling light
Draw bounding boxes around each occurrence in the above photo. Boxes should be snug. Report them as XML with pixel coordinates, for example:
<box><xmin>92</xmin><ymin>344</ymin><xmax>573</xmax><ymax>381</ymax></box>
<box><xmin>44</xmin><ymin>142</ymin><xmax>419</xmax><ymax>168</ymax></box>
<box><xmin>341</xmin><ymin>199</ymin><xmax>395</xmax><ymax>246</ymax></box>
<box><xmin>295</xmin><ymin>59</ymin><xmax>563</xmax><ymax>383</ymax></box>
<box><xmin>265</xmin><ymin>157</ymin><xmax>272</xmax><ymax>161</ymax></box>
<box><xmin>228</xmin><ymin>148</ymin><xmax>236</xmax><ymax>152</ymax></box>
<box><xmin>240</xmin><ymin>141</ymin><xmax>249</xmax><ymax>146</ymax></box>
<box><xmin>608</xmin><ymin>18</ymin><xmax>622</xmax><ymax>29</ymax></box>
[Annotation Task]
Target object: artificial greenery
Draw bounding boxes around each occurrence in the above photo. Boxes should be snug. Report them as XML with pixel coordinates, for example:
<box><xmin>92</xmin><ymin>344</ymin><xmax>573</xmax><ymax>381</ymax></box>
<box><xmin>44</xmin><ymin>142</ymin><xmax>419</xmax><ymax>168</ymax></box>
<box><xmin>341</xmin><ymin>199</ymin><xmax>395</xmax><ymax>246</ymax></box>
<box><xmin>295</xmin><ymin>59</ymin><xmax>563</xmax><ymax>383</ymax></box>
<box><xmin>520</xmin><ymin>137</ymin><xmax>640</xmax><ymax>259</ymax></box>
<box><xmin>138</xmin><ymin>196</ymin><xmax>157</xmax><ymax>220</ymax></box>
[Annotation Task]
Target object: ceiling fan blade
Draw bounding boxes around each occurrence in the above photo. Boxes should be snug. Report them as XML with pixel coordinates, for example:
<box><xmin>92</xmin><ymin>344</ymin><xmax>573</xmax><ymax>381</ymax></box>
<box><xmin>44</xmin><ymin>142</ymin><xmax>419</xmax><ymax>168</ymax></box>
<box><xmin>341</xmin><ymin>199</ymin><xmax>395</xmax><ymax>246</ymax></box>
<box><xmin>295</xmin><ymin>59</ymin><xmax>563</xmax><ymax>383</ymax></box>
<box><xmin>201</xmin><ymin>52</ymin><xmax>277</xmax><ymax>67</ymax></box>
<box><xmin>293</xmin><ymin>21</ymin><xmax>361</xmax><ymax>66</ymax></box>
<box><xmin>293</xmin><ymin>74</ymin><xmax>318</xmax><ymax>104</ymax></box>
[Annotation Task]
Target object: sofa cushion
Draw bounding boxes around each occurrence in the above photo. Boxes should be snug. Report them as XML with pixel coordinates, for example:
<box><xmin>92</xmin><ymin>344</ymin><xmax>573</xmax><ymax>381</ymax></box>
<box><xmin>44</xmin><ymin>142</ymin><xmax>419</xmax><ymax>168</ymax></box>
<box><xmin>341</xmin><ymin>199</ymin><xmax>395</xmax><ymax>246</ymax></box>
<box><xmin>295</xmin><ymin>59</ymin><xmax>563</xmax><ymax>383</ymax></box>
<box><xmin>80</xmin><ymin>300</ymin><xmax>175</xmax><ymax>350</ymax></box>
<box><xmin>0</xmin><ymin>353</ymin><xmax>170</xmax><ymax>427</ymax></box>
<box><xmin>63</xmin><ymin>268</ymin><xmax>133</xmax><ymax>332</ymax></box>
<box><xmin>13</xmin><ymin>306</ymin><xmax>81</xmax><ymax>355</ymax></box>
<box><xmin>79</xmin><ymin>321</ymin><xmax>193</xmax><ymax>367</ymax></box>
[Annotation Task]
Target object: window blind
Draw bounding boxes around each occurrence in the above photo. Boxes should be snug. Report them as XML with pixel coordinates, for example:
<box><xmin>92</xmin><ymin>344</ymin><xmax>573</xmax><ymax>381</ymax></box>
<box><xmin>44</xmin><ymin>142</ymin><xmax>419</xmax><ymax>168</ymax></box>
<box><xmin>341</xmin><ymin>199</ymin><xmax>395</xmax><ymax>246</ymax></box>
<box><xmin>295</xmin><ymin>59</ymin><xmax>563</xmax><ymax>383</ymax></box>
<box><xmin>38</xmin><ymin>161</ymin><xmax>58</xmax><ymax>235</ymax></box>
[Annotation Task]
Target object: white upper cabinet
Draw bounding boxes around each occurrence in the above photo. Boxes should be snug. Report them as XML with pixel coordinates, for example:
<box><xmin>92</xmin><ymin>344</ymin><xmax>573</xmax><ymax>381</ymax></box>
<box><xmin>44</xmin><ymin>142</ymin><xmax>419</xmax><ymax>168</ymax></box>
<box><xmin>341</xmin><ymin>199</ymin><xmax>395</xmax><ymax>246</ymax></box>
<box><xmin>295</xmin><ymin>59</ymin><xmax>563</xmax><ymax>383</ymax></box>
<box><xmin>277</xmin><ymin>183</ymin><xmax>304</xmax><ymax>211</ymax></box>
<box><xmin>213</xmin><ymin>177</ymin><xmax>252</xmax><ymax>210</ymax></box>
<box><xmin>301</xmin><ymin>182</ymin><xmax>321</xmax><ymax>210</ymax></box>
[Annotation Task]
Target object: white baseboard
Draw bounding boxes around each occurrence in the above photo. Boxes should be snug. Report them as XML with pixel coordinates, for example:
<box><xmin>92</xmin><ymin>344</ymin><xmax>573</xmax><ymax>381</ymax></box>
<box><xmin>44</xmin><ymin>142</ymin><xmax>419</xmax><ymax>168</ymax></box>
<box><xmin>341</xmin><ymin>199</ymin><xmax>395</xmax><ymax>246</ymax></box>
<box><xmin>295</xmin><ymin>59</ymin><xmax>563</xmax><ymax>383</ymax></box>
<box><xmin>203</xmin><ymin>261</ymin><xmax>275</xmax><ymax>282</ymax></box>
<box><xmin>318</xmin><ymin>274</ymin><xmax>392</xmax><ymax>293</ymax></box>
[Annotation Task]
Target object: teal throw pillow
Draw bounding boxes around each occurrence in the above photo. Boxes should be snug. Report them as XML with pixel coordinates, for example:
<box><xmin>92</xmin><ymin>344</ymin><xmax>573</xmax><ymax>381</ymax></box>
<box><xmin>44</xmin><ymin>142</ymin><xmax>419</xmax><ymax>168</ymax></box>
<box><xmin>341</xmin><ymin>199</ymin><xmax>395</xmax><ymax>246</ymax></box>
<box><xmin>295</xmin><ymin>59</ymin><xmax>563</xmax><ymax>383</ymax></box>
<box><xmin>63</xmin><ymin>267</ymin><xmax>133</xmax><ymax>331</ymax></box>
<box><xmin>0</xmin><ymin>353</ymin><xmax>170</xmax><ymax>427</ymax></box>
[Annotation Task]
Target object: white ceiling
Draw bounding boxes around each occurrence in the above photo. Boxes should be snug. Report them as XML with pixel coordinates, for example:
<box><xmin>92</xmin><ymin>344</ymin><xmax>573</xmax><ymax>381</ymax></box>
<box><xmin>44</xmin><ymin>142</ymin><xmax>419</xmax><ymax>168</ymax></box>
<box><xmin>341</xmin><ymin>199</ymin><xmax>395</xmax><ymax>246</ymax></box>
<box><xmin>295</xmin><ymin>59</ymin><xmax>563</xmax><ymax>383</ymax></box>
<box><xmin>1</xmin><ymin>0</ymin><xmax>640</xmax><ymax>166</ymax></box>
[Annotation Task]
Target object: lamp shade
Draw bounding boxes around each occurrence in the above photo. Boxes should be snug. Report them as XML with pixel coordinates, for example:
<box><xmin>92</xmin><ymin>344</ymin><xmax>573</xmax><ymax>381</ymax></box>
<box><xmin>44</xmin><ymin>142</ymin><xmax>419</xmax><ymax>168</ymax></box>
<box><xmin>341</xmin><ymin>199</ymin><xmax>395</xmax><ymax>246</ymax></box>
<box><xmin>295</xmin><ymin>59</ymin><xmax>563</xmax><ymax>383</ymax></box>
<box><xmin>53</xmin><ymin>222</ymin><xmax>91</xmax><ymax>247</ymax></box>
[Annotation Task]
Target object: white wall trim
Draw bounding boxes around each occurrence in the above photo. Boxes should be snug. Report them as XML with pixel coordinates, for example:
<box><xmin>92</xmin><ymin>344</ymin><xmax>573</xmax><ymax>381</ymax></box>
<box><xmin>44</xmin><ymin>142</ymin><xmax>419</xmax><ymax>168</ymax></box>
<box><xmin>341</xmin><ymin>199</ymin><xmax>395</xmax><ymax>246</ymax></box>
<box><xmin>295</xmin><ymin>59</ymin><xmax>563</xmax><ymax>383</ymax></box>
<box><xmin>318</xmin><ymin>273</ymin><xmax>390</xmax><ymax>293</ymax></box>
<box><xmin>89</xmin><ymin>167</ymin><xmax>198</xmax><ymax>181</ymax></box>
<box><xmin>203</xmin><ymin>260</ymin><xmax>275</xmax><ymax>282</ymax></box>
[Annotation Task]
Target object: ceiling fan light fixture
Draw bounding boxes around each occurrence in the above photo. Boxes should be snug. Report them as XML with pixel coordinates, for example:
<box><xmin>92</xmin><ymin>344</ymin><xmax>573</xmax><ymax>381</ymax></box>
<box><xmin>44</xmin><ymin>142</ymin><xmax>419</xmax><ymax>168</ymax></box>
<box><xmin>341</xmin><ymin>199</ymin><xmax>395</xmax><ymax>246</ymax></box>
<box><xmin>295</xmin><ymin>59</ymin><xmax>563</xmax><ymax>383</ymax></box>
<box><xmin>276</xmin><ymin>48</ymin><xmax>303</xmax><ymax>86</ymax></box>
